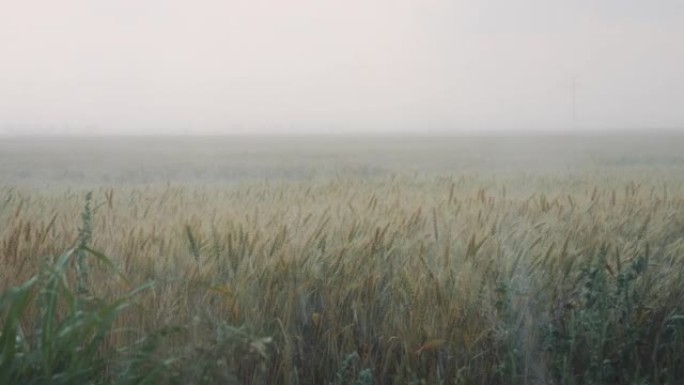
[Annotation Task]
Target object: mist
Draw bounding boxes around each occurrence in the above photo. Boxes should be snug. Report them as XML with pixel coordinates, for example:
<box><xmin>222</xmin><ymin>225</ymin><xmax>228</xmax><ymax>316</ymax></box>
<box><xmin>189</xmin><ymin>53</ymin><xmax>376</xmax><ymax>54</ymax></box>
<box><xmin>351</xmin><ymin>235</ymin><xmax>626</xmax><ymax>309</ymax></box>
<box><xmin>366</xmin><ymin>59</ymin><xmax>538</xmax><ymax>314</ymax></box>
<box><xmin>1</xmin><ymin>0</ymin><xmax>683</xmax><ymax>135</ymax></box>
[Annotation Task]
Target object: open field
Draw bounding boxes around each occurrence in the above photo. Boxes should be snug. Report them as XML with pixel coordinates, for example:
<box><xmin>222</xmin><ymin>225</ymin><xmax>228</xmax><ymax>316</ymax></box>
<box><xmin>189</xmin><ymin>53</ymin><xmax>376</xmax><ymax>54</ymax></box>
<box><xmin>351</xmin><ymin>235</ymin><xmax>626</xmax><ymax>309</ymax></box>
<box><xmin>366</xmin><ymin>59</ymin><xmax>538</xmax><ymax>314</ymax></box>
<box><xmin>2</xmin><ymin>134</ymin><xmax>684</xmax><ymax>384</ymax></box>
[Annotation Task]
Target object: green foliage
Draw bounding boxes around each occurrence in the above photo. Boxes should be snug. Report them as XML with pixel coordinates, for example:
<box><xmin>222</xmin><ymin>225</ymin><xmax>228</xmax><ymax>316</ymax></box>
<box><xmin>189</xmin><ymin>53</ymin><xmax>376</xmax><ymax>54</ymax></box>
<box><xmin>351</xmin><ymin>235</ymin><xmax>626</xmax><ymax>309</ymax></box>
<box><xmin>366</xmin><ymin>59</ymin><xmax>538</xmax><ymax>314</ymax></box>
<box><xmin>76</xmin><ymin>191</ymin><xmax>93</xmax><ymax>297</ymax></box>
<box><xmin>186</xmin><ymin>225</ymin><xmax>201</xmax><ymax>264</ymax></box>
<box><xmin>0</xmin><ymin>195</ymin><xmax>164</xmax><ymax>385</ymax></box>
<box><xmin>543</xmin><ymin>244</ymin><xmax>684</xmax><ymax>385</ymax></box>
<box><xmin>0</xmin><ymin>248</ymin><xmax>147</xmax><ymax>384</ymax></box>
<box><xmin>332</xmin><ymin>352</ymin><xmax>374</xmax><ymax>385</ymax></box>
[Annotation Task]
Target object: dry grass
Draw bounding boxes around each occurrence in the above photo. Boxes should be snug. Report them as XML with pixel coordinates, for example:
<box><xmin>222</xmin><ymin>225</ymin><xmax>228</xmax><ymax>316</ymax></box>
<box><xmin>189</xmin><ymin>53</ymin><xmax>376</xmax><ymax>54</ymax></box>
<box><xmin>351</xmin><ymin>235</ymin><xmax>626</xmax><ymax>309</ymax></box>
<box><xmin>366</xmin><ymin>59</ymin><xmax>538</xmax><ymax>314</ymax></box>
<box><xmin>2</xmin><ymin>135</ymin><xmax>684</xmax><ymax>384</ymax></box>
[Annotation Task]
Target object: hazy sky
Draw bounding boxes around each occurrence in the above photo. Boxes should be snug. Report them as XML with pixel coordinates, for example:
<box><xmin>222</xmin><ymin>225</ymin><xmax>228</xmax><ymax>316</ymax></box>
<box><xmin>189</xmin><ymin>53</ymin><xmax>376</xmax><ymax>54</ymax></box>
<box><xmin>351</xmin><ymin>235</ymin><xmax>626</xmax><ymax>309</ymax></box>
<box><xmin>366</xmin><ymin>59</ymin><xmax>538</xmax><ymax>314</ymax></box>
<box><xmin>1</xmin><ymin>0</ymin><xmax>683</xmax><ymax>134</ymax></box>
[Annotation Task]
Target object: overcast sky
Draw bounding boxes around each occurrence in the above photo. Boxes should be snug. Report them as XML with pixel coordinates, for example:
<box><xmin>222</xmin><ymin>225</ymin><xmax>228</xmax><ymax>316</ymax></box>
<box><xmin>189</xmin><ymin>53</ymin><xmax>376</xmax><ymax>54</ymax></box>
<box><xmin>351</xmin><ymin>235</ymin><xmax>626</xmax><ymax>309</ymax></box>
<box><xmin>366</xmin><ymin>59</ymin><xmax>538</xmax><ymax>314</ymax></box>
<box><xmin>1</xmin><ymin>0</ymin><xmax>683</xmax><ymax>135</ymax></box>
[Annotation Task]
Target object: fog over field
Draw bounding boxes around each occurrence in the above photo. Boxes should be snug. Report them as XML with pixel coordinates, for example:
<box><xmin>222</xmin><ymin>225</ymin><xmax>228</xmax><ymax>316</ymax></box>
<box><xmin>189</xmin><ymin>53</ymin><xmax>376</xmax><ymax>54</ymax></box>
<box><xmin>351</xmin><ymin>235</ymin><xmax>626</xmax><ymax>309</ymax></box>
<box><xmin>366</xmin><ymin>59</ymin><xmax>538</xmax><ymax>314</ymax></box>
<box><xmin>1</xmin><ymin>133</ymin><xmax>683</xmax><ymax>186</ymax></box>
<box><xmin>3</xmin><ymin>2</ymin><xmax>684</xmax><ymax>385</ymax></box>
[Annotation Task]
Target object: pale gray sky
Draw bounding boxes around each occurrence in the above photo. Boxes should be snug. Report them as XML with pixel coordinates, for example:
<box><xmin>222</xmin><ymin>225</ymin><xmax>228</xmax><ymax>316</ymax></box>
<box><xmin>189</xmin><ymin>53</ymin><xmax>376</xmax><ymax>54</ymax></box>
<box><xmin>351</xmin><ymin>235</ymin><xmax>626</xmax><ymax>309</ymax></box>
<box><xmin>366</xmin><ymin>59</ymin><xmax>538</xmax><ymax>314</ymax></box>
<box><xmin>1</xmin><ymin>0</ymin><xmax>683</xmax><ymax>134</ymax></box>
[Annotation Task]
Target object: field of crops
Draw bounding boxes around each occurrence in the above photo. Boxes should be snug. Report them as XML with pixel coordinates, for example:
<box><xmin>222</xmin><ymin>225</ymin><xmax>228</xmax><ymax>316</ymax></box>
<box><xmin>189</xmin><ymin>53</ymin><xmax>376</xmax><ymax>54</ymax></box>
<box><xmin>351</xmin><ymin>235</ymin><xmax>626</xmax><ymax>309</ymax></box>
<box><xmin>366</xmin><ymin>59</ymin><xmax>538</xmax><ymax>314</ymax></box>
<box><xmin>1</xmin><ymin>134</ymin><xmax>684</xmax><ymax>384</ymax></box>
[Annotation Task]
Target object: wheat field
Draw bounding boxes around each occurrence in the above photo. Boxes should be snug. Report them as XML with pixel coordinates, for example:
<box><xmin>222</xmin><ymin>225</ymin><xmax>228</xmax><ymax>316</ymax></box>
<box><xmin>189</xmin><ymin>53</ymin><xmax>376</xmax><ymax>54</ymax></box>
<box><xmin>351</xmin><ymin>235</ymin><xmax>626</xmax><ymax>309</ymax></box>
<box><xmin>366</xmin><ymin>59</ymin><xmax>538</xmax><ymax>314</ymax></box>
<box><xmin>1</xmin><ymin>134</ymin><xmax>684</xmax><ymax>384</ymax></box>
